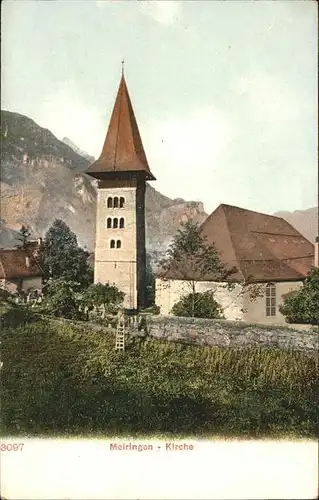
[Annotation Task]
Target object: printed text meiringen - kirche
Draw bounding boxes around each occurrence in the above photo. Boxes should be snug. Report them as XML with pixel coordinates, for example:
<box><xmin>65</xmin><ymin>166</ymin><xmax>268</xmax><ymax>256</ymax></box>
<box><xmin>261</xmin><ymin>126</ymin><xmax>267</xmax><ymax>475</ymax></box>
<box><xmin>109</xmin><ymin>442</ymin><xmax>194</xmax><ymax>451</ymax></box>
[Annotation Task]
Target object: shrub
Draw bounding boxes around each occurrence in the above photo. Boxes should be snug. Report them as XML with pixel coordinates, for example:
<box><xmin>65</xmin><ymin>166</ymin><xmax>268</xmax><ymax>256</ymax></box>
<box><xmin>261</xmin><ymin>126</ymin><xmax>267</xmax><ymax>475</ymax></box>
<box><xmin>280</xmin><ymin>267</ymin><xmax>319</xmax><ymax>324</ymax></box>
<box><xmin>140</xmin><ymin>304</ymin><xmax>160</xmax><ymax>315</ymax></box>
<box><xmin>0</xmin><ymin>301</ymin><xmax>38</xmax><ymax>328</ymax></box>
<box><xmin>43</xmin><ymin>279</ymin><xmax>84</xmax><ymax>320</ymax></box>
<box><xmin>171</xmin><ymin>291</ymin><xmax>224</xmax><ymax>319</ymax></box>
<box><xmin>83</xmin><ymin>283</ymin><xmax>124</xmax><ymax>315</ymax></box>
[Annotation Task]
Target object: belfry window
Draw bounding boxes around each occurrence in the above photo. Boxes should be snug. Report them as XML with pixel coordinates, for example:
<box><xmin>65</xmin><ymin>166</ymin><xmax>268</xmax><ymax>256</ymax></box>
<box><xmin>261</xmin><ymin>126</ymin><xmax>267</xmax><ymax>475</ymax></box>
<box><xmin>265</xmin><ymin>283</ymin><xmax>276</xmax><ymax>316</ymax></box>
<box><xmin>107</xmin><ymin>196</ymin><xmax>125</xmax><ymax>209</ymax></box>
<box><xmin>119</xmin><ymin>217</ymin><xmax>125</xmax><ymax>229</ymax></box>
<box><xmin>110</xmin><ymin>240</ymin><xmax>115</xmax><ymax>249</ymax></box>
<box><xmin>106</xmin><ymin>217</ymin><xmax>112</xmax><ymax>229</ymax></box>
<box><xmin>116</xmin><ymin>240</ymin><xmax>121</xmax><ymax>248</ymax></box>
<box><xmin>113</xmin><ymin>218</ymin><xmax>118</xmax><ymax>229</ymax></box>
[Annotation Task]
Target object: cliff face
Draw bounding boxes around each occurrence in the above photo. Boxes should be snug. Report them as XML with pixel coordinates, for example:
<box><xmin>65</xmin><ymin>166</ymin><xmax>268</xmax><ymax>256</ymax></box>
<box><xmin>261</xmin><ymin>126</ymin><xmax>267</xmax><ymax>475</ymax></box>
<box><xmin>0</xmin><ymin>110</ymin><xmax>207</xmax><ymax>251</ymax></box>
<box><xmin>145</xmin><ymin>189</ymin><xmax>207</xmax><ymax>251</ymax></box>
<box><xmin>1</xmin><ymin>110</ymin><xmax>96</xmax><ymax>249</ymax></box>
<box><xmin>1</xmin><ymin>110</ymin><xmax>316</xmax><ymax>253</ymax></box>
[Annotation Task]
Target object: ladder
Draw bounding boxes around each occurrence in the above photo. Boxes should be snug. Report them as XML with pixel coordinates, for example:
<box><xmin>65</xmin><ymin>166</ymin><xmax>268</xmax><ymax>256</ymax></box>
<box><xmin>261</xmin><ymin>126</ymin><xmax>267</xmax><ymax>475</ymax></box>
<box><xmin>115</xmin><ymin>315</ymin><xmax>125</xmax><ymax>351</ymax></box>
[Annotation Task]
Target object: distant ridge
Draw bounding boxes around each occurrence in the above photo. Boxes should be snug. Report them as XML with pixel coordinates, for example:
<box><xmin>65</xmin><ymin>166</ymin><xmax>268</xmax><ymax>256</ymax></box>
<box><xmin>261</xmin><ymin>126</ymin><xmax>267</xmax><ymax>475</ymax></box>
<box><xmin>62</xmin><ymin>136</ymin><xmax>95</xmax><ymax>164</ymax></box>
<box><xmin>274</xmin><ymin>207</ymin><xmax>318</xmax><ymax>243</ymax></box>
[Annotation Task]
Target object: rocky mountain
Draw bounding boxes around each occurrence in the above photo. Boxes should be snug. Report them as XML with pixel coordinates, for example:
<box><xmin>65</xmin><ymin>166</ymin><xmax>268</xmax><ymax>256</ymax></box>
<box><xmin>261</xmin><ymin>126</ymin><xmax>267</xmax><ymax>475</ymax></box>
<box><xmin>1</xmin><ymin>110</ymin><xmax>96</xmax><ymax>249</ymax></box>
<box><xmin>62</xmin><ymin>137</ymin><xmax>95</xmax><ymax>164</ymax></box>
<box><xmin>0</xmin><ymin>110</ymin><xmax>207</xmax><ymax>252</ymax></box>
<box><xmin>274</xmin><ymin>207</ymin><xmax>318</xmax><ymax>243</ymax></box>
<box><xmin>1</xmin><ymin>110</ymin><xmax>317</xmax><ymax>254</ymax></box>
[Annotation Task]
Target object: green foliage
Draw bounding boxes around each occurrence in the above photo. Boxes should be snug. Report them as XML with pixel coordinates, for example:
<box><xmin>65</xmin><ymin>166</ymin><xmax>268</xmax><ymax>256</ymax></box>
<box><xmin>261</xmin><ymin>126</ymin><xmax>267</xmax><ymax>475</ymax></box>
<box><xmin>0</xmin><ymin>288</ymin><xmax>14</xmax><ymax>302</ymax></box>
<box><xmin>159</xmin><ymin>221</ymin><xmax>236</xmax><ymax>316</ymax></box>
<box><xmin>16</xmin><ymin>225</ymin><xmax>32</xmax><ymax>248</ymax></box>
<box><xmin>141</xmin><ymin>305</ymin><xmax>161</xmax><ymax>315</ymax></box>
<box><xmin>83</xmin><ymin>282</ymin><xmax>124</xmax><ymax>314</ymax></box>
<box><xmin>279</xmin><ymin>267</ymin><xmax>319</xmax><ymax>324</ymax></box>
<box><xmin>172</xmin><ymin>291</ymin><xmax>224</xmax><ymax>319</ymax></box>
<box><xmin>42</xmin><ymin>279</ymin><xmax>84</xmax><ymax>320</ymax></box>
<box><xmin>160</xmin><ymin>221</ymin><xmax>233</xmax><ymax>281</ymax></box>
<box><xmin>1</xmin><ymin>311</ymin><xmax>317</xmax><ymax>438</ymax></box>
<box><xmin>38</xmin><ymin>219</ymin><xmax>93</xmax><ymax>290</ymax></box>
<box><xmin>0</xmin><ymin>300</ymin><xmax>38</xmax><ymax>329</ymax></box>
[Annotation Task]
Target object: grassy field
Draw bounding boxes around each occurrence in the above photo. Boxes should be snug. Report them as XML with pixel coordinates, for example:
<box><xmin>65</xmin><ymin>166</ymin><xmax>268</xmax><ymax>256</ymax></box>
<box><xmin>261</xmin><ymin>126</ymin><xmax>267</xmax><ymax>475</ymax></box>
<box><xmin>0</xmin><ymin>300</ymin><xmax>317</xmax><ymax>438</ymax></box>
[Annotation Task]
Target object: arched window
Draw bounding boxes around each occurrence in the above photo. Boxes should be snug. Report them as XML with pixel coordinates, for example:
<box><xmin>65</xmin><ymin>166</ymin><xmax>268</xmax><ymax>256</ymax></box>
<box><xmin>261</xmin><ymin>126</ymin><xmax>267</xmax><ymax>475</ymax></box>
<box><xmin>110</xmin><ymin>240</ymin><xmax>115</xmax><ymax>249</ymax></box>
<box><xmin>113</xmin><ymin>218</ymin><xmax>118</xmax><ymax>229</ymax></box>
<box><xmin>119</xmin><ymin>217</ymin><xmax>125</xmax><ymax>229</ymax></box>
<box><xmin>113</xmin><ymin>197</ymin><xmax>119</xmax><ymax>208</ymax></box>
<box><xmin>265</xmin><ymin>283</ymin><xmax>276</xmax><ymax>317</ymax></box>
<box><xmin>106</xmin><ymin>217</ymin><xmax>112</xmax><ymax>229</ymax></box>
<box><xmin>120</xmin><ymin>197</ymin><xmax>125</xmax><ymax>208</ymax></box>
<box><xmin>107</xmin><ymin>197</ymin><xmax>113</xmax><ymax>208</ymax></box>
<box><xmin>116</xmin><ymin>240</ymin><xmax>121</xmax><ymax>248</ymax></box>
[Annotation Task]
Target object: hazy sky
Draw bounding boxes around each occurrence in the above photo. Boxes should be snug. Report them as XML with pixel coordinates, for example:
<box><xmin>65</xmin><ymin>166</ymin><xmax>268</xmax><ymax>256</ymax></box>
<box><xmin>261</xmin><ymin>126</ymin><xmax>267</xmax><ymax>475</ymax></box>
<box><xmin>2</xmin><ymin>0</ymin><xmax>318</xmax><ymax>215</ymax></box>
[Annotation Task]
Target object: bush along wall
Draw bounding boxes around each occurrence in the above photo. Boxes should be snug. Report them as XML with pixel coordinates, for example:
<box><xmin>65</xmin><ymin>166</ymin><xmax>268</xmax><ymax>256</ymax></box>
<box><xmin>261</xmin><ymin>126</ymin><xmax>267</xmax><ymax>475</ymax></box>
<box><xmin>1</xmin><ymin>317</ymin><xmax>317</xmax><ymax>438</ymax></box>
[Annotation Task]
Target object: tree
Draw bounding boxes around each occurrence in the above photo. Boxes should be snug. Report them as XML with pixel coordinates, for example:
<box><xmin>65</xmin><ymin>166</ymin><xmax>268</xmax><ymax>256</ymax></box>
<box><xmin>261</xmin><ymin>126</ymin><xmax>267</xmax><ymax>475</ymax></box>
<box><xmin>158</xmin><ymin>221</ymin><xmax>236</xmax><ymax>317</ymax></box>
<box><xmin>279</xmin><ymin>267</ymin><xmax>319</xmax><ymax>325</ymax></box>
<box><xmin>83</xmin><ymin>283</ymin><xmax>124</xmax><ymax>315</ymax></box>
<box><xmin>16</xmin><ymin>225</ymin><xmax>32</xmax><ymax>248</ymax></box>
<box><xmin>171</xmin><ymin>291</ymin><xmax>224</xmax><ymax>319</ymax></box>
<box><xmin>39</xmin><ymin>219</ymin><xmax>93</xmax><ymax>290</ymax></box>
<box><xmin>43</xmin><ymin>279</ymin><xmax>84</xmax><ymax>320</ymax></box>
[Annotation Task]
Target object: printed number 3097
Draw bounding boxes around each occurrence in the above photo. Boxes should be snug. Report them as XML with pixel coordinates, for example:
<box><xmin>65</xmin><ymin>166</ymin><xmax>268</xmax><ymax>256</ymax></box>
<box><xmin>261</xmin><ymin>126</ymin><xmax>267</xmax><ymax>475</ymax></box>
<box><xmin>0</xmin><ymin>443</ymin><xmax>24</xmax><ymax>451</ymax></box>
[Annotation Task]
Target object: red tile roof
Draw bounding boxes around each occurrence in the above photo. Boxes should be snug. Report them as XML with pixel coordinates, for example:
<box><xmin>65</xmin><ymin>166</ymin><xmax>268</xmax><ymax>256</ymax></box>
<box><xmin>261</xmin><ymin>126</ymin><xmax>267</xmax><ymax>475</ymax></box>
<box><xmin>161</xmin><ymin>204</ymin><xmax>315</xmax><ymax>283</ymax></box>
<box><xmin>86</xmin><ymin>75</ymin><xmax>155</xmax><ymax>180</ymax></box>
<box><xmin>0</xmin><ymin>247</ymin><xmax>42</xmax><ymax>279</ymax></box>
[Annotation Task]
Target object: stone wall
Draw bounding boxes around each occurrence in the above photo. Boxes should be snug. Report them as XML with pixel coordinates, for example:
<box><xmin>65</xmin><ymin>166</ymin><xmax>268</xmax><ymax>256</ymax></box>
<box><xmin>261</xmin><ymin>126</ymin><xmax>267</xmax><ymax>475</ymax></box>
<box><xmin>133</xmin><ymin>315</ymin><xmax>318</xmax><ymax>354</ymax></box>
<box><xmin>32</xmin><ymin>311</ymin><xmax>318</xmax><ymax>355</ymax></box>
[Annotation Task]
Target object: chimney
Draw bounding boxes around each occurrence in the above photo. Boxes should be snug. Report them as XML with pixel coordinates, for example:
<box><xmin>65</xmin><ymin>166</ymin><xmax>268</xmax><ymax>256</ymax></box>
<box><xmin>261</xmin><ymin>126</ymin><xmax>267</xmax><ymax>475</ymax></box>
<box><xmin>315</xmin><ymin>236</ymin><xmax>319</xmax><ymax>268</ymax></box>
<box><xmin>25</xmin><ymin>256</ymin><xmax>30</xmax><ymax>268</ymax></box>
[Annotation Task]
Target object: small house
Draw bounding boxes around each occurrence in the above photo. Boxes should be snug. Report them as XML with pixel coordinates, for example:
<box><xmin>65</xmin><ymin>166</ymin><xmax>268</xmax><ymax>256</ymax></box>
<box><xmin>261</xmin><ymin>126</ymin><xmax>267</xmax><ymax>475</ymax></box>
<box><xmin>0</xmin><ymin>243</ymin><xmax>43</xmax><ymax>296</ymax></box>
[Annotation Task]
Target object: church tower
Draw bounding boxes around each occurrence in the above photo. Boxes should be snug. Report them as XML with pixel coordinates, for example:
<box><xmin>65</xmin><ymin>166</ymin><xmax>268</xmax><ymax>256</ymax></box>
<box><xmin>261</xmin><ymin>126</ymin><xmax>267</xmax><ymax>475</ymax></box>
<box><xmin>86</xmin><ymin>70</ymin><xmax>155</xmax><ymax>311</ymax></box>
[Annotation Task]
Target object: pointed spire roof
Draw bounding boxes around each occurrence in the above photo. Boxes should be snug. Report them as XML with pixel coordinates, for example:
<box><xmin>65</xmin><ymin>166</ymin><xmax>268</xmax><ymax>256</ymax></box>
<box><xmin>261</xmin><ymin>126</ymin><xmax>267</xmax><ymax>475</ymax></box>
<box><xmin>86</xmin><ymin>74</ymin><xmax>155</xmax><ymax>180</ymax></box>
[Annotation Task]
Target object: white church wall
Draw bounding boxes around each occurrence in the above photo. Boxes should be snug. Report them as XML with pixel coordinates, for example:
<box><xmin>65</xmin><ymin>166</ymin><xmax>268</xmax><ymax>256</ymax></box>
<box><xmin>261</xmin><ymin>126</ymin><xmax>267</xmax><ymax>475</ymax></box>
<box><xmin>243</xmin><ymin>281</ymin><xmax>304</xmax><ymax>324</ymax></box>
<box><xmin>156</xmin><ymin>279</ymin><xmax>306</xmax><ymax>324</ymax></box>
<box><xmin>155</xmin><ymin>279</ymin><xmax>245</xmax><ymax>321</ymax></box>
